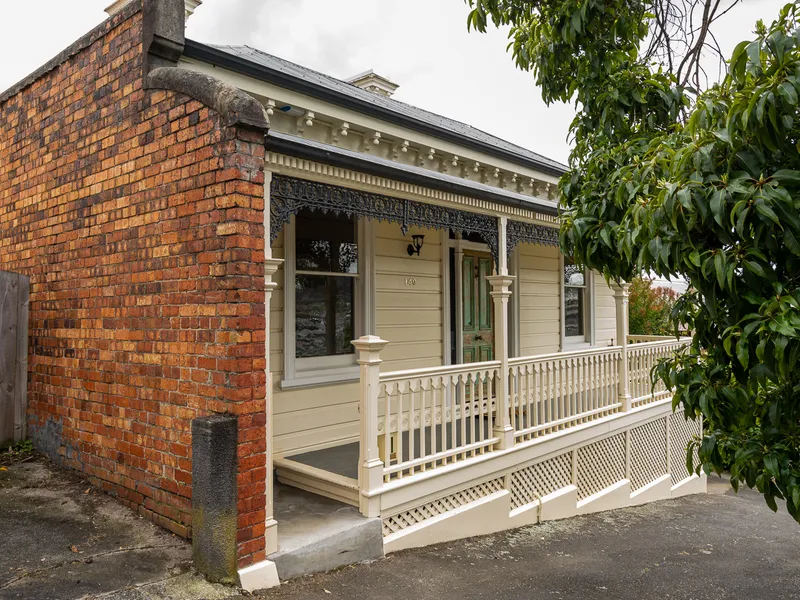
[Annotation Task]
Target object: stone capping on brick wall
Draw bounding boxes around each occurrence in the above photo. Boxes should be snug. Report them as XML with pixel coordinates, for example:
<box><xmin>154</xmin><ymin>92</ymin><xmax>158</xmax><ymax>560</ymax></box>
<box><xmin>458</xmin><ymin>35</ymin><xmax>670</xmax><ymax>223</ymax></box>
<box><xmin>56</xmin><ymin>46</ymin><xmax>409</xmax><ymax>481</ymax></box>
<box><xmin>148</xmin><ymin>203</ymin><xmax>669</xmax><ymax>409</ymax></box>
<box><xmin>146</xmin><ymin>67</ymin><xmax>271</xmax><ymax>132</ymax></box>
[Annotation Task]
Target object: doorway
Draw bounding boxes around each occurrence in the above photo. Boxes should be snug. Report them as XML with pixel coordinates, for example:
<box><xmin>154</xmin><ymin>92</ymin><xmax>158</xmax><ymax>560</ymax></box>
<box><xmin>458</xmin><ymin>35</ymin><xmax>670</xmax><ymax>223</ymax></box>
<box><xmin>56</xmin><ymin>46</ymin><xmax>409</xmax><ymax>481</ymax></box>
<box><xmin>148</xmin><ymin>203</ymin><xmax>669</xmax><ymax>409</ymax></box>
<box><xmin>461</xmin><ymin>250</ymin><xmax>494</xmax><ymax>363</ymax></box>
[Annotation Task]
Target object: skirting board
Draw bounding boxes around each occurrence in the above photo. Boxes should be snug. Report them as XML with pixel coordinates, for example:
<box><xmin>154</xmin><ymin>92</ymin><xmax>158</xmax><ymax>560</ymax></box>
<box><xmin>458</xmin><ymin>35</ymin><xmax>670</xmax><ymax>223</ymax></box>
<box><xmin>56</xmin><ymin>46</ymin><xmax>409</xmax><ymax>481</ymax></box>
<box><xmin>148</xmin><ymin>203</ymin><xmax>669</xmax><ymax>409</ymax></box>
<box><xmin>508</xmin><ymin>485</ymin><xmax>578</xmax><ymax>527</ymax></box>
<box><xmin>630</xmin><ymin>474</ymin><xmax>672</xmax><ymax>506</ymax></box>
<box><xmin>239</xmin><ymin>560</ymin><xmax>280</xmax><ymax>592</ymax></box>
<box><xmin>384</xmin><ymin>491</ymin><xmax>510</xmax><ymax>554</ymax></box>
<box><xmin>671</xmin><ymin>473</ymin><xmax>707</xmax><ymax>498</ymax></box>
<box><xmin>577</xmin><ymin>479</ymin><xmax>631</xmax><ymax>515</ymax></box>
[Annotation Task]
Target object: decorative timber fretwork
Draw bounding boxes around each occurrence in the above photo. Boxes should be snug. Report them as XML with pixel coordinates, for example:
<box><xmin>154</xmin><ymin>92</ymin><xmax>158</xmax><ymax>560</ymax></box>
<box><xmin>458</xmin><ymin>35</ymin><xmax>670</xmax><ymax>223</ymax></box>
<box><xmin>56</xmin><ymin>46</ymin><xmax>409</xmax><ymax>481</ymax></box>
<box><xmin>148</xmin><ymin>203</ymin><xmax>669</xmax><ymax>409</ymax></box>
<box><xmin>270</xmin><ymin>175</ymin><xmax>501</xmax><ymax>266</ymax></box>
<box><xmin>506</xmin><ymin>219</ymin><xmax>560</xmax><ymax>256</ymax></box>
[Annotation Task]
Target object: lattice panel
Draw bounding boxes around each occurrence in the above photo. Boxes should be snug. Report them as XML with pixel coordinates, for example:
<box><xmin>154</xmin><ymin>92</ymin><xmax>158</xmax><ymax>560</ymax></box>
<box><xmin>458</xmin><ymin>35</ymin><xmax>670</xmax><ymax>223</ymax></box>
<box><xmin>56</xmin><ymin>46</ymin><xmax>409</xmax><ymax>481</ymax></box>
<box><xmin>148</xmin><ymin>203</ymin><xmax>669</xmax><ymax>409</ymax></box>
<box><xmin>669</xmin><ymin>412</ymin><xmax>702</xmax><ymax>485</ymax></box>
<box><xmin>509</xmin><ymin>453</ymin><xmax>572</xmax><ymax>510</ymax></box>
<box><xmin>382</xmin><ymin>477</ymin><xmax>505</xmax><ymax>537</ymax></box>
<box><xmin>630</xmin><ymin>418</ymin><xmax>667</xmax><ymax>491</ymax></box>
<box><xmin>576</xmin><ymin>433</ymin><xmax>626</xmax><ymax>500</ymax></box>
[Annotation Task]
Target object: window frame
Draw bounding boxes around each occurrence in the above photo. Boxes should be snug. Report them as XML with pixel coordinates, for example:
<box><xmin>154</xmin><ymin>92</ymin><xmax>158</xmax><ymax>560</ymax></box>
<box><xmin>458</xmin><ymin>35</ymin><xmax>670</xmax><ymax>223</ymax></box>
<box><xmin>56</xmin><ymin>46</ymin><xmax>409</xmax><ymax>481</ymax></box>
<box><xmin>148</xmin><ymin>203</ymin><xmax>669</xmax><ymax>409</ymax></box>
<box><xmin>560</xmin><ymin>254</ymin><xmax>595</xmax><ymax>350</ymax></box>
<box><xmin>281</xmin><ymin>212</ymin><xmax>371</xmax><ymax>389</ymax></box>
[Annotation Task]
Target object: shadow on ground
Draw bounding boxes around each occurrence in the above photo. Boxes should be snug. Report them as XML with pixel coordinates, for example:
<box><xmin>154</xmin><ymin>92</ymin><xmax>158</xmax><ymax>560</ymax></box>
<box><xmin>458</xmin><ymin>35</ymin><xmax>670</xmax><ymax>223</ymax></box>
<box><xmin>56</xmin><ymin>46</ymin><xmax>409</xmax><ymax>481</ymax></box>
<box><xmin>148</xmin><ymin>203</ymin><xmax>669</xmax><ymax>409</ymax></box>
<box><xmin>4</xmin><ymin>454</ymin><xmax>800</xmax><ymax>600</ymax></box>
<box><xmin>0</xmin><ymin>454</ymin><xmax>237</xmax><ymax>600</ymax></box>
<box><xmin>246</xmin><ymin>477</ymin><xmax>800</xmax><ymax>600</ymax></box>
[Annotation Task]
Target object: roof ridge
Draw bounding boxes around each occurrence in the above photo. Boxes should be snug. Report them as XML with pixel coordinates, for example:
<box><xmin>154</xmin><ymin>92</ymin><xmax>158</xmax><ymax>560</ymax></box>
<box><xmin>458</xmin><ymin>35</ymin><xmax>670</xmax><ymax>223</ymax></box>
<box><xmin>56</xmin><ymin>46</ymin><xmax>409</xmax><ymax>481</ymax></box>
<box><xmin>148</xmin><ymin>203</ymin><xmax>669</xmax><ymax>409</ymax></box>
<box><xmin>194</xmin><ymin>41</ymin><xmax>568</xmax><ymax>174</ymax></box>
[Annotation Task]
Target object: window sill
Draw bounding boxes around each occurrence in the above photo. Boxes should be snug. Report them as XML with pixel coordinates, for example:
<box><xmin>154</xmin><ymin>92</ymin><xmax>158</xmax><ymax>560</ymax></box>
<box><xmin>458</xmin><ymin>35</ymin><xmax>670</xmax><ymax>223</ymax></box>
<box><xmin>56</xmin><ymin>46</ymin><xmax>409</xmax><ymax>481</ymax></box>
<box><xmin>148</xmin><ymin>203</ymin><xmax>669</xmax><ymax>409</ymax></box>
<box><xmin>563</xmin><ymin>339</ymin><xmax>592</xmax><ymax>351</ymax></box>
<box><xmin>279</xmin><ymin>366</ymin><xmax>360</xmax><ymax>390</ymax></box>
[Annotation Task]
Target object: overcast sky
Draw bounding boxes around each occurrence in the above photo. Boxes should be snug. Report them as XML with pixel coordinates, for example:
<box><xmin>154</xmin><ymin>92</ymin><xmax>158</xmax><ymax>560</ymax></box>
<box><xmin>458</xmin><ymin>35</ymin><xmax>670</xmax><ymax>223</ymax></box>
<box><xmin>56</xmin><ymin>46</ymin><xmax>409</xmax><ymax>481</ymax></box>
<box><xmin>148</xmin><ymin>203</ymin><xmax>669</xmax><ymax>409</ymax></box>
<box><xmin>0</xmin><ymin>0</ymin><xmax>785</xmax><ymax>164</ymax></box>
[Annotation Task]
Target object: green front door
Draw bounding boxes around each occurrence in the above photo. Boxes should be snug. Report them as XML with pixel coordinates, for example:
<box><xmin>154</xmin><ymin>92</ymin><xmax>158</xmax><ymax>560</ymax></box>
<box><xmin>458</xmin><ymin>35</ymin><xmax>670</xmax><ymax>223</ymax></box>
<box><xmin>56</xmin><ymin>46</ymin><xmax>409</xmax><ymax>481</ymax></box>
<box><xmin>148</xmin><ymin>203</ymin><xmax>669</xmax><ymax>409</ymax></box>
<box><xmin>462</xmin><ymin>251</ymin><xmax>494</xmax><ymax>363</ymax></box>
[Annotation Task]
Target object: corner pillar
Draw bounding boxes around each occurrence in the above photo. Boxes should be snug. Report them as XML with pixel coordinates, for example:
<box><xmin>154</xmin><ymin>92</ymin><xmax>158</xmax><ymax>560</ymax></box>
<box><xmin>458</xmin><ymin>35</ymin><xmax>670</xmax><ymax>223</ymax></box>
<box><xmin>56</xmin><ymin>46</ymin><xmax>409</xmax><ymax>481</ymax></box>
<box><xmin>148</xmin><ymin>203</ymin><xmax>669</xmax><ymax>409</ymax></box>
<box><xmin>487</xmin><ymin>217</ymin><xmax>515</xmax><ymax>449</ymax></box>
<box><xmin>613</xmin><ymin>282</ymin><xmax>632</xmax><ymax>411</ymax></box>
<box><xmin>351</xmin><ymin>335</ymin><xmax>389</xmax><ymax>518</ymax></box>
<box><xmin>263</xmin><ymin>169</ymin><xmax>283</xmax><ymax>556</ymax></box>
<box><xmin>487</xmin><ymin>275</ymin><xmax>515</xmax><ymax>448</ymax></box>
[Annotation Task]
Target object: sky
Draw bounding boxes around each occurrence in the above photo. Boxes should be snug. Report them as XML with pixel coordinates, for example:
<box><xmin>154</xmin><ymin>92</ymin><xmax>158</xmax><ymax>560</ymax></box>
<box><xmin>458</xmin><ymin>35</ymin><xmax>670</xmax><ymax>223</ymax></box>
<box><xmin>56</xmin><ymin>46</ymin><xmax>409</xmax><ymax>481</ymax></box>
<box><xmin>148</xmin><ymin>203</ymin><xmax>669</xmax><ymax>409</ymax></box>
<box><xmin>0</xmin><ymin>0</ymin><xmax>786</xmax><ymax>164</ymax></box>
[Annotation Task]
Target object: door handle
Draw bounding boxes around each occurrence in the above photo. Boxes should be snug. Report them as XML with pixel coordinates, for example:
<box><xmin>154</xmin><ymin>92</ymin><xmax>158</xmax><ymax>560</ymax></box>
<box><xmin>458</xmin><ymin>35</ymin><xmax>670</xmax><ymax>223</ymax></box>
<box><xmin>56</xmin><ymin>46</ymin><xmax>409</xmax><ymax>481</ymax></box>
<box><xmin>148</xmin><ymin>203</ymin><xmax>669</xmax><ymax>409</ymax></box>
<box><xmin>475</xmin><ymin>335</ymin><xmax>483</xmax><ymax>341</ymax></box>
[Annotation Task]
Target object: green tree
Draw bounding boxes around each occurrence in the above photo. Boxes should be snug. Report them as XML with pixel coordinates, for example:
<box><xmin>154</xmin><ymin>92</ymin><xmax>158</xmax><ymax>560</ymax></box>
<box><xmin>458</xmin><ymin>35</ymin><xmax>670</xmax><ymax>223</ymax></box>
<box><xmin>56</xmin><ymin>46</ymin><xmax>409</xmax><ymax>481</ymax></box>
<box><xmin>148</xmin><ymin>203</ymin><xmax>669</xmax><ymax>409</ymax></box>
<box><xmin>467</xmin><ymin>0</ymin><xmax>800</xmax><ymax>520</ymax></box>
<box><xmin>628</xmin><ymin>277</ymin><xmax>679</xmax><ymax>336</ymax></box>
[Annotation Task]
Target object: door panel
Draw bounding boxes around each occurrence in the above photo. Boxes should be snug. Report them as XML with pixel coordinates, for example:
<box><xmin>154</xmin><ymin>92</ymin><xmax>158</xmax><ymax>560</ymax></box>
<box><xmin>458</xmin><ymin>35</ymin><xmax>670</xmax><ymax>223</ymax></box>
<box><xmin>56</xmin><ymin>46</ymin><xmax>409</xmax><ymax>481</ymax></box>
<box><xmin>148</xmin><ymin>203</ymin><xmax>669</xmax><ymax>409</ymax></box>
<box><xmin>462</xmin><ymin>255</ymin><xmax>475</xmax><ymax>332</ymax></box>
<box><xmin>462</xmin><ymin>251</ymin><xmax>494</xmax><ymax>363</ymax></box>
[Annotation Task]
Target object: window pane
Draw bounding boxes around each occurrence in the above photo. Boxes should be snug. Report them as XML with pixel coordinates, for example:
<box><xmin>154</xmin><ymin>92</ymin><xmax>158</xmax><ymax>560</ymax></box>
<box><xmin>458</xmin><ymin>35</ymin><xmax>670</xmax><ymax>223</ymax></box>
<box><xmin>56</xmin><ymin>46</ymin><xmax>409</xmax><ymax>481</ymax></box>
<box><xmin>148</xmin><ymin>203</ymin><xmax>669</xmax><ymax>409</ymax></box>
<box><xmin>295</xmin><ymin>275</ymin><xmax>355</xmax><ymax>358</ymax></box>
<box><xmin>295</xmin><ymin>210</ymin><xmax>357</xmax><ymax>273</ymax></box>
<box><xmin>564</xmin><ymin>262</ymin><xmax>585</xmax><ymax>286</ymax></box>
<box><xmin>564</xmin><ymin>286</ymin><xmax>585</xmax><ymax>337</ymax></box>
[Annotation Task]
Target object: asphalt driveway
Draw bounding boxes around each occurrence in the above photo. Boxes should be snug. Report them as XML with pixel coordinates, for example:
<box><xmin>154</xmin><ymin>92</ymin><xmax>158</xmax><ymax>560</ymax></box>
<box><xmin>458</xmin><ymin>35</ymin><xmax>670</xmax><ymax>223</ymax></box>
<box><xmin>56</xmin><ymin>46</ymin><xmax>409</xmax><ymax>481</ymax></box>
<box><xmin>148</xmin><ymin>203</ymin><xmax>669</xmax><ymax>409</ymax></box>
<box><xmin>2</xmin><ymin>453</ymin><xmax>799</xmax><ymax>600</ymax></box>
<box><xmin>252</xmin><ymin>477</ymin><xmax>800</xmax><ymax>600</ymax></box>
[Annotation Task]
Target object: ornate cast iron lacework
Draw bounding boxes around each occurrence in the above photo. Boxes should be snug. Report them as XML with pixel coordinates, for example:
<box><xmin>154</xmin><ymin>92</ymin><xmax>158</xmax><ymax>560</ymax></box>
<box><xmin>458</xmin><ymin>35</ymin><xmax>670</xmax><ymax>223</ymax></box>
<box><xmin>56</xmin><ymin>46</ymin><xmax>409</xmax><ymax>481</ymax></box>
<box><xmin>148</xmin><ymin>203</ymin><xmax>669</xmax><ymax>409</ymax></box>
<box><xmin>506</xmin><ymin>219</ymin><xmax>560</xmax><ymax>257</ymax></box>
<box><xmin>270</xmin><ymin>175</ymin><xmax>501</xmax><ymax>265</ymax></box>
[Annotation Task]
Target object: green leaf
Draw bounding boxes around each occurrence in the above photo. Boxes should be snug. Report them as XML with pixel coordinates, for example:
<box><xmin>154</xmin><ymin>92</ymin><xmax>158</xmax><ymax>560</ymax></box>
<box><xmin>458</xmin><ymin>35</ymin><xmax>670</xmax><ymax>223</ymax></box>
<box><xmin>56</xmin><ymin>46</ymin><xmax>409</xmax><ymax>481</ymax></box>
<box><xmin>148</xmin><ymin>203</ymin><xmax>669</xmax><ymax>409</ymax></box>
<box><xmin>785</xmin><ymin>230</ymin><xmax>800</xmax><ymax>256</ymax></box>
<box><xmin>737</xmin><ymin>337</ymin><xmax>750</xmax><ymax>370</ymax></box>
<box><xmin>714</xmin><ymin>253</ymin><xmax>725</xmax><ymax>289</ymax></box>
<box><xmin>730</xmin><ymin>40</ymin><xmax>750</xmax><ymax>80</ymax></box>
<box><xmin>778</xmin><ymin>80</ymin><xmax>798</xmax><ymax>106</ymax></box>
<box><xmin>771</xmin><ymin>170</ymin><xmax>800</xmax><ymax>185</ymax></box>
<box><xmin>710</xmin><ymin>190</ymin><xmax>725</xmax><ymax>226</ymax></box>
<box><xmin>755</xmin><ymin>202</ymin><xmax>782</xmax><ymax>226</ymax></box>
<box><xmin>689</xmin><ymin>250</ymin><xmax>701</xmax><ymax>267</ymax></box>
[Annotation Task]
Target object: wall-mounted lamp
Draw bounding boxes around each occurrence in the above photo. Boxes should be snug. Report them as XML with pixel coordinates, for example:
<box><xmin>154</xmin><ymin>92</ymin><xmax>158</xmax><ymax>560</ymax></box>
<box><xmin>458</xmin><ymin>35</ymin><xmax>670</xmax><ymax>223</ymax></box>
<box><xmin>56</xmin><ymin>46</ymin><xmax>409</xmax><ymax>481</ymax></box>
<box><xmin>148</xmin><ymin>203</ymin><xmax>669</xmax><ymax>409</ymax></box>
<box><xmin>407</xmin><ymin>234</ymin><xmax>425</xmax><ymax>256</ymax></box>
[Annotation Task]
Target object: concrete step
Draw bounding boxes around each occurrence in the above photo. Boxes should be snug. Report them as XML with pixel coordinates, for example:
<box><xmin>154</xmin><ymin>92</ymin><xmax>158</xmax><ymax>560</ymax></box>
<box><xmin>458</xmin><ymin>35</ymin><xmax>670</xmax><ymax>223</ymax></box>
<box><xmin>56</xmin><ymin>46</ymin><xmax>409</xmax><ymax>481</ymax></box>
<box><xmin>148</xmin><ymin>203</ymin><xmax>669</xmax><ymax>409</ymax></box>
<box><xmin>271</xmin><ymin>483</ymin><xmax>383</xmax><ymax>581</ymax></box>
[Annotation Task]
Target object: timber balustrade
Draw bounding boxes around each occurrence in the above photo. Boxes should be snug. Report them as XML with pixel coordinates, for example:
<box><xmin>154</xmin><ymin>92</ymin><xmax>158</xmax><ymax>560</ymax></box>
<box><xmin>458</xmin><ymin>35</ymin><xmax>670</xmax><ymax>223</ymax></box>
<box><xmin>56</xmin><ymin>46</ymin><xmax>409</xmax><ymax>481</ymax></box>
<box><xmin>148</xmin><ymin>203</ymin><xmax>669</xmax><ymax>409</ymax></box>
<box><xmin>509</xmin><ymin>347</ymin><xmax>623</xmax><ymax>443</ymax></box>
<box><xmin>352</xmin><ymin>334</ymin><xmax>690</xmax><ymax>516</ymax></box>
<box><xmin>378</xmin><ymin>361</ymin><xmax>502</xmax><ymax>482</ymax></box>
<box><xmin>628</xmin><ymin>338</ymin><xmax>689</xmax><ymax>408</ymax></box>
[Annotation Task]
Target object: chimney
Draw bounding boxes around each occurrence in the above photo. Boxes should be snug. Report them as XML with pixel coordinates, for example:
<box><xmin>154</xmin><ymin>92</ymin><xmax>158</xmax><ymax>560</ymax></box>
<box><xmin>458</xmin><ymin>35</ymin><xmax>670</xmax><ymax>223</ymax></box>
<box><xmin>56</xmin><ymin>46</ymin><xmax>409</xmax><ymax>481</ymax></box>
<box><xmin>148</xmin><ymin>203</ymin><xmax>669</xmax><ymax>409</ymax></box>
<box><xmin>345</xmin><ymin>70</ymin><xmax>399</xmax><ymax>98</ymax></box>
<box><xmin>105</xmin><ymin>0</ymin><xmax>202</xmax><ymax>22</ymax></box>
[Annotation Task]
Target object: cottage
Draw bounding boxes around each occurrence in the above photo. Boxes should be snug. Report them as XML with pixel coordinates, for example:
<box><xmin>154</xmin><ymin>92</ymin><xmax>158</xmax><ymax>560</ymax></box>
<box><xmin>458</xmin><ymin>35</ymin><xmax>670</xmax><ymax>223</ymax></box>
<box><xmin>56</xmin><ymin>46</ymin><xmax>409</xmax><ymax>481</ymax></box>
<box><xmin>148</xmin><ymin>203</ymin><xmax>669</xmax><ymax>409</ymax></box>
<box><xmin>0</xmin><ymin>0</ymin><xmax>704</xmax><ymax>591</ymax></box>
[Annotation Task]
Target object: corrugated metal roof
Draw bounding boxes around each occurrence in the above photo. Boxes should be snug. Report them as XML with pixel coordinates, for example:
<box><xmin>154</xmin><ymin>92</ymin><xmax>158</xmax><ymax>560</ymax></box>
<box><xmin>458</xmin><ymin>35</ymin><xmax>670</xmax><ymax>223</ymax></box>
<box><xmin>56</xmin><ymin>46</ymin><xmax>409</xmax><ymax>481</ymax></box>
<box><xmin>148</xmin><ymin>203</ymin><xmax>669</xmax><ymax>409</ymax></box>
<box><xmin>202</xmin><ymin>43</ymin><xmax>567</xmax><ymax>174</ymax></box>
<box><xmin>267</xmin><ymin>130</ymin><xmax>559</xmax><ymax>216</ymax></box>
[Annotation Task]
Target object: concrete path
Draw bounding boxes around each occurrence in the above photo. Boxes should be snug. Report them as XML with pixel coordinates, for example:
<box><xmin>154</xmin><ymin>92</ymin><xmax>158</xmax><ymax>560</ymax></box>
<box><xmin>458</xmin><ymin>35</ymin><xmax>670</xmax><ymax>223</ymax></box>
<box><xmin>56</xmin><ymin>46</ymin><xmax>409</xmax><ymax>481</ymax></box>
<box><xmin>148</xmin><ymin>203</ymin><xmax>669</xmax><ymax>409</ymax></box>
<box><xmin>252</xmin><ymin>478</ymin><xmax>800</xmax><ymax>600</ymax></box>
<box><xmin>0</xmin><ymin>455</ymin><xmax>236</xmax><ymax>600</ymax></box>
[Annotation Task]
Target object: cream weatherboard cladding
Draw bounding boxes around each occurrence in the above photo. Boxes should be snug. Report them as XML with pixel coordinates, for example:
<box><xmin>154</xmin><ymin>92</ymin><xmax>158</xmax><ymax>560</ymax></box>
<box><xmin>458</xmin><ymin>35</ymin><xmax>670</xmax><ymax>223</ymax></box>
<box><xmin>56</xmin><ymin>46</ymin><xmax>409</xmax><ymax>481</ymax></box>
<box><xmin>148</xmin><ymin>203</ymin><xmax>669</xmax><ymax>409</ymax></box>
<box><xmin>595</xmin><ymin>277</ymin><xmax>617</xmax><ymax>346</ymax></box>
<box><xmin>374</xmin><ymin>221</ymin><xmax>444</xmax><ymax>372</ymax></box>
<box><xmin>517</xmin><ymin>243</ymin><xmax>561</xmax><ymax>356</ymax></box>
<box><xmin>269</xmin><ymin>220</ymin><xmax>620</xmax><ymax>456</ymax></box>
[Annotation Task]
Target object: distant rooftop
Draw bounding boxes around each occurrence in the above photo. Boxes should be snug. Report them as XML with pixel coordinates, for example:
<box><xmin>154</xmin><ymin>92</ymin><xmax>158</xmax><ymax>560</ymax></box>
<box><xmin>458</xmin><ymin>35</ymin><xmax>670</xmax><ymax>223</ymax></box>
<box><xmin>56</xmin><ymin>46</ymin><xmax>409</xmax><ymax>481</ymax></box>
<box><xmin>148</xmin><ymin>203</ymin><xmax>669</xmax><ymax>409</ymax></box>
<box><xmin>183</xmin><ymin>41</ymin><xmax>568</xmax><ymax>177</ymax></box>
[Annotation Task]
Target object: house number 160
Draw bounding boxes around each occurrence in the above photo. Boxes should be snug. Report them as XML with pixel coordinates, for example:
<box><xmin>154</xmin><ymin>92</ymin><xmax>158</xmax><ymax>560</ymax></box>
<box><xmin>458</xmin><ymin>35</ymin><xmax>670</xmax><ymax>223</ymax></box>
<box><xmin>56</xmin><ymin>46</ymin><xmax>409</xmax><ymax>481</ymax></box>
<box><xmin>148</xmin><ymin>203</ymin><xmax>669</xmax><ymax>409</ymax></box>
<box><xmin>404</xmin><ymin>277</ymin><xmax>417</xmax><ymax>286</ymax></box>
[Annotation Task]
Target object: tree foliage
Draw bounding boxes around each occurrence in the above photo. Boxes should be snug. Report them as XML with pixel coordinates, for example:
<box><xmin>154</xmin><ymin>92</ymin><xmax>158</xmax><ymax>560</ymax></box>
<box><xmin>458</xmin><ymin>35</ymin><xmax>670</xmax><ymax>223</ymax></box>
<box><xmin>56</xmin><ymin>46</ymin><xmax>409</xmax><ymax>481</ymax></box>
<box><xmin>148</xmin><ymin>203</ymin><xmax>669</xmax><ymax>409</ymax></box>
<box><xmin>467</xmin><ymin>0</ymin><xmax>800</xmax><ymax>520</ymax></box>
<box><xmin>629</xmin><ymin>277</ymin><xmax>680</xmax><ymax>336</ymax></box>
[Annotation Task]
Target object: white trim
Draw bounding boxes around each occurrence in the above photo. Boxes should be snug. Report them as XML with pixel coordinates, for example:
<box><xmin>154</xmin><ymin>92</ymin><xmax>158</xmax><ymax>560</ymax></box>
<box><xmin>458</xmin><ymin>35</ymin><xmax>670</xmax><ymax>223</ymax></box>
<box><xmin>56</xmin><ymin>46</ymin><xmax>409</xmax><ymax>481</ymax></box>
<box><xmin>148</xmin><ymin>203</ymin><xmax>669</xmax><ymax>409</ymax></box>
<box><xmin>454</xmin><ymin>244</ymin><xmax>464</xmax><ymax>364</ymax></box>
<box><xmin>560</xmin><ymin>253</ymin><xmax>595</xmax><ymax>349</ymax></box>
<box><xmin>297</xmin><ymin>353</ymin><xmax>355</xmax><ymax>371</ymax></box>
<box><xmin>183</xmin><ymin>56</ymin><xmax>561</xmax><ymax>221</ymax></box>
<box><xmin>282</xmin><ymin>214</ymin><xmax>371</xmax><ymax>387</ymax></box>
<box><xmin>279</xmin><ymin>368</ymin><xmax>360</xmax><ymax>390</ymax></box>
<box><xmin>284</xmin><ymin>217</ymin><xmax>297</xmax><ymax>381</ymax></box>
<box><xmin>362</xmin><ymin>218</ymin><xmax>376</xmax><ymax>335</ymax></box>
<box><xmin>510</xmin><ymin>246</ymin><xmax>521</xmax><ymax>358</ymax></box>
<box><xmin>238</xmin><ymin>560</ymin><xmax>280</xmax><ymax>591</ymax></box>
<box><xmin>559</xmin><ymin>253</ymin><xmax>565</xmax><ymax>351</ymax></box>
<box><xmin>441</xmin><ymin>229</ymin><xmax>451</xmax><ymax>366</ymax></box>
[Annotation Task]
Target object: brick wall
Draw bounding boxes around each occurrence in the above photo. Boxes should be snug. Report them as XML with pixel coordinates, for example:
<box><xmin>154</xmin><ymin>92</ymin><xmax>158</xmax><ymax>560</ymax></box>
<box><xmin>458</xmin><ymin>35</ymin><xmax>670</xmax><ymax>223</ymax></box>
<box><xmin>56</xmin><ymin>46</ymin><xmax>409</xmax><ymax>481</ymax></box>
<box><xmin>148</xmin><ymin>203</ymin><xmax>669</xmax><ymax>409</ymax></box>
<box><xmin>0</xmin><ymin>3</ymin><xmax>268</xmax><ymax>568</ymax></box>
